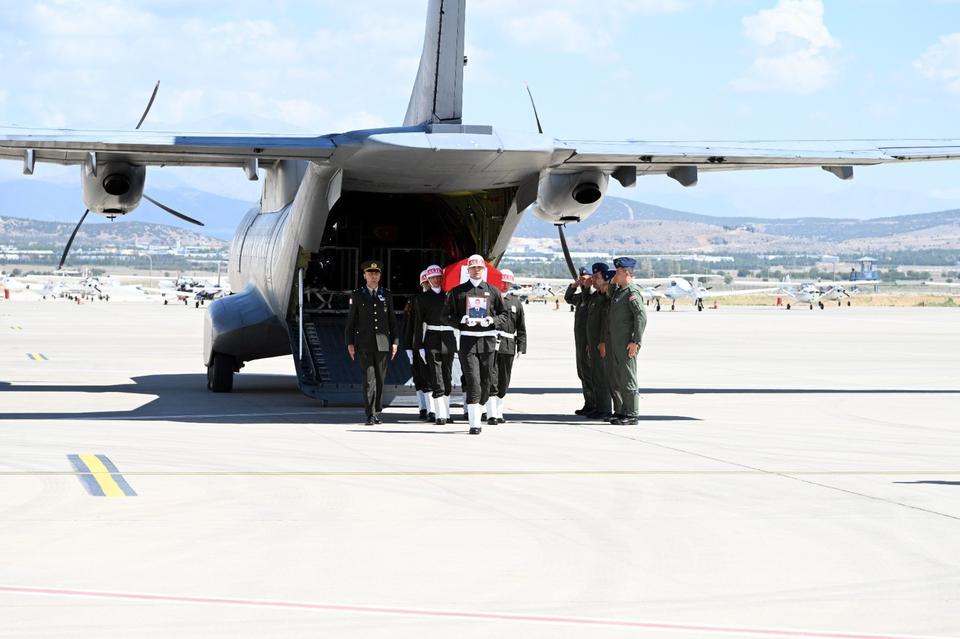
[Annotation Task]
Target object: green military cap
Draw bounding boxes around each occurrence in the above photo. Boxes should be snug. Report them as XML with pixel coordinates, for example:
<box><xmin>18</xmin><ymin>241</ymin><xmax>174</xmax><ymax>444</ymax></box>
<box><xmin>360</xmin><ymin>260</ymin><xmax>382</xmax><ymax>272</ymax></box>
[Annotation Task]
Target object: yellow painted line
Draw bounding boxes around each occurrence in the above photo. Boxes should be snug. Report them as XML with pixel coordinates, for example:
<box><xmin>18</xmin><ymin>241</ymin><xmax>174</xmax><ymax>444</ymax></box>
<box><xmin>26</xmin><ymin>353</ymin><xmax>47</xmax><ymax>361</ymax></box>
<box><xmin>78</xmin><ymin>454</ymin><xmax>126</xmax><ymax>497</ymax></box>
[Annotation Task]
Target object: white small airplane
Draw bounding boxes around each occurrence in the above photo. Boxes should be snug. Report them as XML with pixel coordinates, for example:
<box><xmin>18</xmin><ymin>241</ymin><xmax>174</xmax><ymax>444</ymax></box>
<box><xmin>778</xmin><ymin>282</ymin><xmax>857</xmax><ymax>309</ymax></box>
<box><xmin>513</xmin><ymin>281</ymin><xmax>556</xmax><ymax>303</ymax></box>
<box><xmin>658</xmin><ymin>275</ymin><xmax>778</xmax><ymax>311</ymax></box>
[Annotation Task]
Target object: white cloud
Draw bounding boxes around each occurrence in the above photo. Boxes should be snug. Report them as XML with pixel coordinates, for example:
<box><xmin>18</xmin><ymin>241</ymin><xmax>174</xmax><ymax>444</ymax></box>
<box><xmin>732</xmin><ymin>0</ymin><xmax>840</xmax><ymax>95</ymax></box>
<box><xmin>915</xmin><ymin>33</ymin><xmax>960</xmax><ymax>93</ymax></box>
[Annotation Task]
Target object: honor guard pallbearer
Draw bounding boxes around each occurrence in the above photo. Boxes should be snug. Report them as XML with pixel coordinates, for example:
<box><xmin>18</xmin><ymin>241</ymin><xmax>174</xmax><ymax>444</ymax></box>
<box><xmin>412</xmin><ymin>264</ymin><xmax>458</xmax><ymax>425</ymax></box>
<box><xmin>405</xmin><ymin>269</ymin><xmax>435</xmax><ymax>421</ymax></box>
<box><xmin>344</xmin><ymin>260</ymin><xmax>399</xmax><ymax>425</ymax></box>
<box><xmin>487</xmin><ymin>269</ymin><xmax>526</xmax><ymax>425</ymax></box>
<box><xmin>442</xmin><ymin>254</ymin><xmax>505</xmax><ymax>435</ymax></box>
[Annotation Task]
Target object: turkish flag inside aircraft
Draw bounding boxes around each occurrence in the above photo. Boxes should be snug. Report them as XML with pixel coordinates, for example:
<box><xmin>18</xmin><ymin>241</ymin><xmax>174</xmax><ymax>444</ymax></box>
<box><xmin>442</xmin><ymin>258</ymin><xmax>503</xmax><ymax>292</ymax></box>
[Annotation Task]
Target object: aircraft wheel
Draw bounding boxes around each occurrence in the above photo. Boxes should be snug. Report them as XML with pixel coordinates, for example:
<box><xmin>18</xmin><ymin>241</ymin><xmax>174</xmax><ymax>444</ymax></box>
<box><xmin>671</xmin><ymin>303</ymin><xmax>675</xmax><ymax>311</ymax></box>
<box><xmin>207</xmin><ymin>353</ymin><xmax>235</xmax><ymax>393</ymax></box>
<box><xmin>809</xmin><ymin>304</ymin><xmax>814</xmax><ymax>310</ymax></box>
<box><xmin>195</xmin><ymin>301</ymin><xmax>200</xmax><ymax>308</ymax></box>
<box><xmin>786</xmin><ymin>303</ymin><xmax>791</xmax><ymax>310</ymax></box>
<box><xmin>847</xmin><ymin>301</ymin><xmax>851</xmax><ymax>307</ymax></box>
<box><xmin>183</xmin><ymin>299</ymin><xmax>188</xmax><ymax>306</ymax></box>
<box><xmin>163</xmin><ymin>299</ymin><xmax>168</xmax><ymax>305</ymax></box>
<box><xmin>819</xmin><ymin>302</ymin><xmax>824</xmax><ymax>310</ymax></box>
<box><xmin>655</xmin><ymin>303</ymin><xmax>661</xmax><ymax>312</ymax></box>
<box><xmin>696</xmin><ymin>300</ymin><xmax>704</xmax><ymax>311</ymax></box>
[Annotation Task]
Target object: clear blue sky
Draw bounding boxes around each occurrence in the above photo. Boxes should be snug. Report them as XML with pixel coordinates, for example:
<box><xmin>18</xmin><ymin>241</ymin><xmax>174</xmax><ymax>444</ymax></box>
<box><xmin>1</xmin><ymin>0</ymin><xmax>959</xmax><ymax>219</ymax></box>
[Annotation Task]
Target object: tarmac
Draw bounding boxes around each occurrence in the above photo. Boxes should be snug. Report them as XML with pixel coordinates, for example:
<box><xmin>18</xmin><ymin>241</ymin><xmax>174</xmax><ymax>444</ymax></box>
<box><xmin>0</xmin><ymin>298</ymin><xmax>958</xmax><ymax>638</ymax></box>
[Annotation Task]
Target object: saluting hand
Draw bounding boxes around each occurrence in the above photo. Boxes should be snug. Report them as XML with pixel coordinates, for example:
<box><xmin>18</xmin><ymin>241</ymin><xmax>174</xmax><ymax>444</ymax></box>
<box><xmin>391</xmin><ymin>344</ymin><xmax>398</xmax><ymax>360</ymax></box>
<box><xmin>347</xmin><ymin>344</ymin><xmax>355</xmax><ymax>360</ymax></box>
<box><xmin>598</xmin><ymin>342</ymin><xmax>606</xmax><ymax>359</ymax></box>
<box><xmin>627</xmin><ymin>342</ymin><xmax>639</xmax><ymax>358</ymax></box>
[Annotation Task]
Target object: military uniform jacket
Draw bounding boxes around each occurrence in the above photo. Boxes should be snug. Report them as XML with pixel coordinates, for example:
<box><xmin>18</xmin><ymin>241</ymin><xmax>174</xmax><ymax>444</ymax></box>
<box><xmin>564</xmin><ymin>284</ymin><xmax>592</xmax><ymax>342</ymax></box>
<box><xmin>607</xmin><ymin>282</ymin><xmax>647</xmax><ymax>347</ymax></box>
<box><xmin>497</xmin><ymin>294</ymin><xmax>527</xmax><ymax>356</ymax></box>
<box><xmin>344</xmin><ymin>286</ymin><xmax>398</xmax><ymax>353</ymax></box>
<box><xmin>412</xmin><ymin>289</ymin><xmax>458</xmax><ymax>354</ymax></box>
<box><xmin>402</xmin><ymin>298</ymin><xmax>417</xmax><ymax>350</ymax></box>
<box><xmin>585</xmin><ymin>289</ymin><xmax>610</xmax><ymax>348</ymax></box>
<box><xmin>442</xmin><ymin>280</ymin><xmax>505</xmax><ymax>354</ymax></box>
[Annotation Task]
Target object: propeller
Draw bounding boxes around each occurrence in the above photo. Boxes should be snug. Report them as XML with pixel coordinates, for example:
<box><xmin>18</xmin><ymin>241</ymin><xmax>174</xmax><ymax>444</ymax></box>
<box><xmin>525</xmin><ymin>82</ymin><xmax>579</xmax><ymax>281</ymax></box>
<box><xmin>556</xmin><ymin>224</ymin><xmax>578</xmax><ymax>280</ymax></box>
<box><xmin>136</xmin><ymin>81</ymin><xmax>203</xmax><ymax>227</ymax></box>
<box><xmin>59</xmin><ymin>209</ymin><xmax>89</xmax><ymax>269</ymax></box>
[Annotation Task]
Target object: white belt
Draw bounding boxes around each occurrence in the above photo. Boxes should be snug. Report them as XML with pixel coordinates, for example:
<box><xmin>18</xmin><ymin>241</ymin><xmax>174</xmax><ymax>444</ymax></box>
<box><xmin>426</xmin><ymin>324</ymin><xmax>455</xmax><ymax>332</ymax></box>
<box><xmin>460</xmin><ymin>330</ymin><xmax>499</xmax><ymax>338</ymax></box>
<box><xmin>497</xmin><ymin>331</ymin><xmax>516</xmax><ymax>339</ymax></box>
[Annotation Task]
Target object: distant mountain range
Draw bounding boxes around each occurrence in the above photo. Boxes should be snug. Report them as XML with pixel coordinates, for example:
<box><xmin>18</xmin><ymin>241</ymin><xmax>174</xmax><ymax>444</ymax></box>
<box><xmin>0</xmin><ymin>179</ymin><xmax>254</xmax><ymax>240</ymax></box>
<box><xmin>3</xmin><ymin>176</ymin><xmax>959</xmax><ymax>254</ymax></box>
<box><xmin>0</xmin><ymin>215</ymin><xmax>226</xmax><ymax>250</ymax></box>
<box><xmin>517</xmin><ymin>196</ymin><xmax>960</xmax><ymax>253</ymax></box>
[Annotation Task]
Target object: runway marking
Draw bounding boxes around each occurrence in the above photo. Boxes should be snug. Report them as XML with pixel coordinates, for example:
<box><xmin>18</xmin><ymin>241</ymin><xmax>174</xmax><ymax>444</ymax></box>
<box><xmin>66</xmin><ymin>454</ymin><xmax>137</xmax><ymax>497</ymax></box>
<box><xmin>2</xmin><ymin>469</ymin><xmax>958</xmax><ymax>478</ymax></box>
<box><xmin>10</xmin><ymin>325</ymin><xmax>22</xmax><ymax>330</ymax></box>
<box><xmin>25</xmin><ymin>352</ymin><xmax>47</xmax><ymax>361</ymax></box>
<box><xmin>0</xmin><ymin>585</ymin><xmax>947</xmax><ymax>639</ymax></box>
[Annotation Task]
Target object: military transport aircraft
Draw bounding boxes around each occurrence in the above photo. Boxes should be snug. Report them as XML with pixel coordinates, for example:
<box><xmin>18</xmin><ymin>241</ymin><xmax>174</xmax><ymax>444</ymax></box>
<box><xmin>1</xmin><ymin>0</ymin><xmax>959</xmax><ymax>403</ymax></box>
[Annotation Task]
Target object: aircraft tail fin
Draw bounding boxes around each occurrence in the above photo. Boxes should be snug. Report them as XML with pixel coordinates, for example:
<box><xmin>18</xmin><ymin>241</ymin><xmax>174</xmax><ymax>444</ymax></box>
<box><xmin>403</xmin><ymin>0</ymin><xmax>466</xmax><ymax>126</ymax></box>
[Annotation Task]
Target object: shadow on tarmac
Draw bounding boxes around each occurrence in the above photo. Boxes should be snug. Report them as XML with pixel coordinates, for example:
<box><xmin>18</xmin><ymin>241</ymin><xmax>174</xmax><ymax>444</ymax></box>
<box><xmin>511</xmin><ymin>387</ymin><xmax>960</xmax><ymax>395</ymax></box>
<box><xmin>894</xmin><ymin>480</ymin><xmax>960</xmax><ymax>486</ymax></box>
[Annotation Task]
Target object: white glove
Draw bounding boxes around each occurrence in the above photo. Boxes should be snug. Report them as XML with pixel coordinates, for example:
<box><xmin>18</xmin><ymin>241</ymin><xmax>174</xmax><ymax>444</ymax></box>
<box><xmin>480</xmin><ymin>316</ymin><xmax>493</xmax><ymax>327</ymax></box>
<box><xmin>460</xmin><ymin>314</ymin><xmax>471</xmax><ymax>326</ymax></box>
<box><xmin>419</xmin><ymin>349</ymin><xmax>427</xmax><ymax>363</ymax></box>
<box><xmin>405</xmin><ymin>350</ymin><xmax>413</xmax><ymax>363</ymax></box>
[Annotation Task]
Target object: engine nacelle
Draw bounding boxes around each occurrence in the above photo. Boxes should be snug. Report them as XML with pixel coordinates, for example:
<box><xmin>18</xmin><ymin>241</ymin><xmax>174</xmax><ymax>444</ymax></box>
<box><xmin>529</xmin><ymin>170</ymin><xmax>609</xmax><ymax>224</ymax></box>
<box><xmin>82</xmin><ymin>162</ymin><xmax>146</xmax><ymax>217</ymax></box>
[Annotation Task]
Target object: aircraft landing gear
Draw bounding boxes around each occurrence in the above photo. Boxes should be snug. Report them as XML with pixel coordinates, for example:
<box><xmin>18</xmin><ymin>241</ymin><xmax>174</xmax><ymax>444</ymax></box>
<box><xmin>696</xmin><ymin>299</ymin><xmax>704</xmax><ymax>312</ymax></box>
<box><xmin>809</xmin><ymin>303</ymin><xmax>814</xmax><ymax>310</ymax></box>
<box><xmin>786</xmin><ymin>303</ymin><xmax>791</xmax><ymax>310</ymax></box>
<box><xmin>207</xmin><ymin>352</ymin><xmax>236</xmax><ymax>392</ymax></box>
<box><xmin>847</xmin><ymin>300</ymin><xmax>851</xmax><ymax>306</ymax></box>
<box><xmin>655</xmin><ymin>300</ymin><xmax>661</xmax><ymax>312</ymax></box>
<box><xmin>195</xmin><ymin>301</ymin><xmax>200</xmax><ymax>308</ymax></box>
<box><xmin>818</xmin><ymin>301</ymin><xmax>824</xmax><ymax>310</ymax></box>
<box><xmin>671</xmin><ymin>302</ymin><xmax>676</xmax><ymax>311</ymax></box>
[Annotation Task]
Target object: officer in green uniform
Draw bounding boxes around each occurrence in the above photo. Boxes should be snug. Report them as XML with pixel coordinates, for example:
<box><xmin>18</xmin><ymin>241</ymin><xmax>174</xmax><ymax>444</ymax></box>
<box><xmin>606</xmin><ymin>257</ymin><xmax>648</xmax><ymax>425</ymax></box>
<box><xmin>598</xmin><ymin>268</ymin><xmax>622</xmax><ymax>421</ymax></box>
<box><xmin>345</xmin><ymin>260</ymin><xmax>399</xmax><ymax>425</ymax></box>
<box><xmin>564</xmin><ymin>266</ymin><xmax>595</xmax><ymax>416</ymax></box>
<box><xmin>585</xmin><ymin>262</ymin><xmax>613</xmax><ymax>420</ymax></box>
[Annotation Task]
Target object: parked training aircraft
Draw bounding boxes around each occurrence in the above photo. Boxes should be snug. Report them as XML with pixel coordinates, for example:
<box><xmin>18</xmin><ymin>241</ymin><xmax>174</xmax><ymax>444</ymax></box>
<box><xmin>2</xmin><ymin>0</ymin><xmax>959</xmax><ymax>403</ymax></box>
<box><xmin>659</xmin><ymin>275</ymin><xmax>779</xmax><ymax>311</ymax></box>
<box><xmin>779</xmin><ymin>282</ymin><xmax>857</xmax><ymax>309</ymax></box>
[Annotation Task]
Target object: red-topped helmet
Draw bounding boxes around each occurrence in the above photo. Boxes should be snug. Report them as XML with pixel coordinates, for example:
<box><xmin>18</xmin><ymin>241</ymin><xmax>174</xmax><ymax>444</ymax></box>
<box><xmin>425</xmin><ymin>264</ymin><xmax>443</xmax><ymax>279</ymax></box>
<box><xmin>466</xmin><ymin>254</ymin><xmax>485</xmax><ymax>268</ymax></box>
<box><xmin>500</xmin><ymin>269</ymin><xmax>515</xmax><ymax>284</ymax></box>
<box><xmin>419</xmin><ymin>269</ymin><xmax>428</xmax><ymax>284</ymax></box>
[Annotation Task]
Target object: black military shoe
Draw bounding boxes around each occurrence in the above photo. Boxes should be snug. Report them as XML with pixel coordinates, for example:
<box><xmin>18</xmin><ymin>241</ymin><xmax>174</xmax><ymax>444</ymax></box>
<box><xmin>447</xmin><ymin>413</ymin><xmax>456</xmax><ymax>423</ymax></box>
<box><xmin>487</xmin><ymin>417</ymin><xmax>498</xmax><ymax>426</ymax></box>
<box><xmin>418</xmin><ymin>409</ymin><xmax>428</xmax><ymax>421</ymax></box>
<box><xmin>620</xmin><ymin>417</ymin><xmax>639</xmax><ymax>425</ymax></box>
<box><xmin>608</xmin><ymin>414</ymin><xmax>623</xmax><ymax>424</ymax></box>
<box><xmin>365</xmin><ymin>416</ymin><xmax>376</xmax><ymax>425</ymax></box>
<box><xmin>469</xmin><ymin>426</ymin><xmax>482</xmax><ymax>435</ymax></box>
<box><xmin>373</xmin><ymin>414</ymin><xmax>382</xmax><ymax>424</ymax></box>
<box><xmin>586</xmin><ymin>409</ymin><xmax>604</xmax><ymax>419</ymax></box>
<box><xmin>435</xmin><ymin>417</ymin><xmax>446</xmax><ymax>426</ymax></box>
<box><xmin>427</xmin><ymin>412</ymin><xmax>436</xmax><ymax>422</ymax></box>
<box><xmin>497</xmin><ymin>417</ymin><xmax>505</xmax><ymax>424</ymax></box>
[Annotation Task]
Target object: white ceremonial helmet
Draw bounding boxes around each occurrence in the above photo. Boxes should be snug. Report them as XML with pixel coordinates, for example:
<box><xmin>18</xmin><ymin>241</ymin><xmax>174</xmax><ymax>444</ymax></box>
<box><xmin>500</xmin><ymin>269</ymin><xmax>515</xmax><ymax>284</ymax></box>
<box><xmin>419</xmin><ymin>270</ymin><xmax>429</xmax><ymax>284</ymax></box>
<box><xmin>425</xmin><ymin>264</ymin><xmax>443</xmax><ymax>279</ymax></box>
<box><xmin>466</xmin><ymin>254</ymin><xmax>485</xmax><ymax>268</ymax></box>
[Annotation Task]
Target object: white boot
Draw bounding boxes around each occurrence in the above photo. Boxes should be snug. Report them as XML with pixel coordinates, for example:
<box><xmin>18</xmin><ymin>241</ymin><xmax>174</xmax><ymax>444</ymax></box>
<box><xmin>436</xmin><ymin>396</ymin><xmax>447</xmax><ymax>422</ymax></box>
<box><xmin>495</xmin><ymin>396</ymin><xmax>505</xmax><ymax>423</ymax></box>
<box><xmin>444</xmin><ymin>396</ymin><xmax>454</xmax><ymax>423</ymax></box>
<box><xmin>466</xmin><ymin>403</ymin><xmax>482</xmax><ymax>434</ymax></box>
<box><xmin>426</xmin><ymin>393</ymin><xmax>436</xmax><ymax>418</ymax></box>
<box><xmin>484</xmin><ymin>397</ymin><xmax>497</xmax><ymax>425</ymax></box>
<box><xmin>416</xmin><ymin>391</ymin><xmax>426</xmax><ymax>413</ymax></box>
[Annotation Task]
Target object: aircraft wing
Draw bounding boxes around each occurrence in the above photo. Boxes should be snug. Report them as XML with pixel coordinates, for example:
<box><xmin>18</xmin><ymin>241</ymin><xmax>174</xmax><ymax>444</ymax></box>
<box><xmin>554</xmin><ymin>139</ymin><xmax>960</xmax><ymax>178</ymax></box>
<box><xmin>0</xmin><ymin>126</ymin><xmax>337</xmax><ymax>168</ymax></box>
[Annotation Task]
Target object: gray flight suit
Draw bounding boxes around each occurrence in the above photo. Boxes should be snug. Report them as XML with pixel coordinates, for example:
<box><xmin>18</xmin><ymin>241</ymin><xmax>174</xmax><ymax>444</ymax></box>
<box><xmin>585</xmin><ymin>288</ymin><xmax>612</xmax><ymax>416</ymax></box>
<box><xmin>607</xmin><ymin>281</ymin><xmax>647</xmax><ymax>418</ymax></box>
<box><xmin>564</xmin><ymin>283</ymin><xmax>595</xmax><ymax>411</ymax></box>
